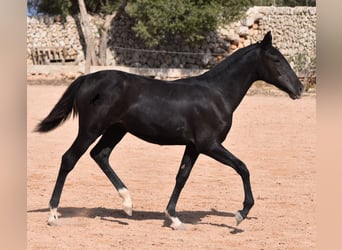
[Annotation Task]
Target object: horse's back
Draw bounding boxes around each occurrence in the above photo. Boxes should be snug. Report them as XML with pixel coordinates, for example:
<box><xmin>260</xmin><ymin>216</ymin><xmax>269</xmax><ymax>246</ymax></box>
<box><xmin>74</xmin><ymin>70</ymin><xmax>231</xmax><ymax>146</ymax></box>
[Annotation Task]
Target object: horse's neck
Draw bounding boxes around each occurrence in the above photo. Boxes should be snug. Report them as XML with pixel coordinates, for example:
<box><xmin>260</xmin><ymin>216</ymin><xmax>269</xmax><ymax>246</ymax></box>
<box><xmin>197</xmin><ymin>50</ymin><xmax>259</xmax><ymax>112</ymax></box>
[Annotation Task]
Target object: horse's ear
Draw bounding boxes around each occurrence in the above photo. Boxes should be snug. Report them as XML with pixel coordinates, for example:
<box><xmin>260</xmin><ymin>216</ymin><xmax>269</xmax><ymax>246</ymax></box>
<box><xmin>260</xmin><ymin>31</ymin><xmax>272</xmax><ymax>50</ymax></box>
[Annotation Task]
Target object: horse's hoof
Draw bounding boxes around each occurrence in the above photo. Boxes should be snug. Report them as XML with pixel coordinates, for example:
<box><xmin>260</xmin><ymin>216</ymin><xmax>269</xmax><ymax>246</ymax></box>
<box><xmin>119</xmin><ymin>188</ymin><xmax>132</xmax><ymax>216</ymax></box>
<box><xmin>235</xmin><ymin>211</ymin><xmax>244</xmax><ymax>226</ymax></box>
<box><xmin>123</xmin><ymin>205</ymin><xmax>132</xmax><ymax>216</ymax></box>
<box><xmin>165</xmin><ymin>211</ymin><xmax>186</xmax><ymax>230</ymax></box>
<box><xmin>47</xmin><ymin>208</ymin><xmax>60</xmax><ymax>226</ymax></box>
<box><xmin>47</xmin><ymin>214</ymin><xmax>60</xmax><ymax>226</ymax></box>
<box><xmin>171</xmin><ymin>221</ymin><xmax>186</xmax><ymax>230</ymax></box>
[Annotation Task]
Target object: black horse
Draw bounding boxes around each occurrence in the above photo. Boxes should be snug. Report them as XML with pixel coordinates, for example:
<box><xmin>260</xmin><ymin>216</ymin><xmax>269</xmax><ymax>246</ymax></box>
<box><xmin>36</xmin><ymin>32</ymin><xmax>303</xmax><ymax>229</ymax></box>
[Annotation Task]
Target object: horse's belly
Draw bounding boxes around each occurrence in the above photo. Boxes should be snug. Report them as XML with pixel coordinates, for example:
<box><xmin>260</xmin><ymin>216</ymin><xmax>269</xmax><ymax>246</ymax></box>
<box><xmin>126</xmin><ymin>120</ymin><xmax>191</xmax><ymax>145</ymax></box>
<box><xmin>120</xmin><ymin>111</ymin><xmax>191</xmax><ymax>145</ymax></box>
<box><xmin>129</xmin><ymin>131</ymin><xmax>188</xmax><ymax>145</ymax></box>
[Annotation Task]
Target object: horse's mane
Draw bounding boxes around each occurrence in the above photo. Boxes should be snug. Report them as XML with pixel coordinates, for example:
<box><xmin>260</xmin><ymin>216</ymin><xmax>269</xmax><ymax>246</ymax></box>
<box><xmin>200</xmin><ymin>43</ymin><xmax>260</xmax><ymax>78</ymax></box>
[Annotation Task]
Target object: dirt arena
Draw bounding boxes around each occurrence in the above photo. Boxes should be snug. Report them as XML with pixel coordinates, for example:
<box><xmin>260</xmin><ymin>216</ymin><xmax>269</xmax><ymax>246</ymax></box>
<box><xmin>27</xmin><ymin>84</ymin><xmax>316</xmax><ymax>249</ymax></box>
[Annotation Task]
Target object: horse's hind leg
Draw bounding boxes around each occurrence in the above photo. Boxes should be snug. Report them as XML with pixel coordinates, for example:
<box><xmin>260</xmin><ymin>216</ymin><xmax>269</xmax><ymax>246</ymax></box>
<box><xmin>48</xmin><ymin>132</ymin><xmax>99</xmax><ymax>226</ymax></box>
<box><xmin>90</xmin><ymin>125</ymin><xmax>132</xmax><ymax>216</ymax></box>
<box><xmin>165</xmin><ymin>144</ymin><xmax>199</xmax><ymax>230</ymax></box>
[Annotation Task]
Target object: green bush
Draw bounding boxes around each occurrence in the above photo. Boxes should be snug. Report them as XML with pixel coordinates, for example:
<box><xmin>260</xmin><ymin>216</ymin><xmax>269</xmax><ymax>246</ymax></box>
<box><xmin>126</xmin><ymin>0</ymin><xmax>252</xmax><ymax>47</ymax></box>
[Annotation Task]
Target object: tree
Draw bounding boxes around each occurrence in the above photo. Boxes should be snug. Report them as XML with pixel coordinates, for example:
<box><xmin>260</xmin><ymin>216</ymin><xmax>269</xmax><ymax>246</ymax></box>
<box><xmin>30</xmin><ymin>0</ymin><xmax>120</xmax><ymax>16</ymax></box>
<box><xmin>98</xmin><ymin>0</ymin><xmax>128</xmax><ymax>66</ymax></box>
<box><xmin>126</xmin><ymin>0</ymin><xmax>253</xmax><ymax>47</ymax></box>
<box><xmin>78</xmin><ymin>0</ymin><xmax>97</xmax><ymax>73</ymax></box>
<box><xmin>33</xmin><ymin>0</ymin><xmax>72</xmax><ymax>16</ymax></box>
<box><xmin>28</xmin><ymin>0</ymin><xmax>254</xmax><ymax>62</ymax></box>
<box><xmin>28</xmin><ymin>0</ymin><xmax>123</xmax><ymax>68</ymax></box>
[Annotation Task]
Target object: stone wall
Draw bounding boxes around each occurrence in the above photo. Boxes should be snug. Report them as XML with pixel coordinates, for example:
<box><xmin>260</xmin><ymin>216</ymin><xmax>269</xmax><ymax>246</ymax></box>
<box><xmin>27</xmin><ymin>6</ymin><xmax>316</xmax><ymax>74</ymax></box>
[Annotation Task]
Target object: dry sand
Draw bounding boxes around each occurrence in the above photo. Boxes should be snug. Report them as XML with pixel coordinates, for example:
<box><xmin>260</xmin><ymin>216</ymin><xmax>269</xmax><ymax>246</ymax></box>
<box><xmin>27</xmin><ymin>85</ymin><xmax>316</xmax><ymax>249</ymax></box>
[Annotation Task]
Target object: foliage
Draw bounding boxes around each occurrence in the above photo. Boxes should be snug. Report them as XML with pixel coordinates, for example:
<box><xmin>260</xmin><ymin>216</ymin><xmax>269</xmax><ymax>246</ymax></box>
<box><xmin>28</xmin><ymin>0</ymin><xmax>121</xmax><ymax>16</ymax></box>
<box><xmin>28</xmin><ymin>0</ymin><xmax>315</xmax><ymax>47</ymax></box>
<box><xmin>126</xmin><ymin>0</ymin><xmax>252</xmax><ymax>47</ymax></box>
<box><xmin>289</xmin><ymin>52</ymin><xmax>316</xmax><ymax>87</ymax></box>
<box><xmin>38</xmin><ymin>0</ymin><xmax>72</xmax><ymax>16</ymax></box>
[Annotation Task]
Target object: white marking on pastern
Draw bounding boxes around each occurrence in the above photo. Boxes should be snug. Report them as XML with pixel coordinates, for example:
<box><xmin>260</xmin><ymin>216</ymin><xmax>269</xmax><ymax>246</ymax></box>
<box><xmin>118</xmin><ymin>188</ymin><xmax>133</xmax><ymax>216</ymax></box>
<box><xmin>47</xmin><ymin>207</ymin><xmax>60</xmax><ymax>226</ymax></box>
<box><xmin>165</xmin><ymin>210</ymin><xmax>186</xmax><ymax>230</ymax></box>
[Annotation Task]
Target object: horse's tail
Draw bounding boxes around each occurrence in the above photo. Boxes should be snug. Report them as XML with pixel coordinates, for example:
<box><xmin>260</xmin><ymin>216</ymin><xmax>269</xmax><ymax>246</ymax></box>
<box><xmin>35</xmin><ymin>76</ymin><xmax>85</xmax><ymax>133</ymax></box>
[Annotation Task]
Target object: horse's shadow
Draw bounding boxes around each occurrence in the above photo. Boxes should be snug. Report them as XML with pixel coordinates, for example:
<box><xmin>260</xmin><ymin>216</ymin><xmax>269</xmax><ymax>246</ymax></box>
<box><xmin>27</xmin><ymin>207</ymin><xmax>250</xmax><ymax>233</ymax></box>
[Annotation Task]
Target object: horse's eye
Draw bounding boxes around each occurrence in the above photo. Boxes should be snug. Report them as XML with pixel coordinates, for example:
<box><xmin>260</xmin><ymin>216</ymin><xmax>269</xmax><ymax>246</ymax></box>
<box><xmin>273</xmin><ymin>59</ymin><xmax>280</xmax><ymax>63</ymax></box>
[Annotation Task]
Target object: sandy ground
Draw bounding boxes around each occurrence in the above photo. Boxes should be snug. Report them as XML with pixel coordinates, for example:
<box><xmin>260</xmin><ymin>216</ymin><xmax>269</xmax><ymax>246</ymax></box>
<box><xmin>27</xmin><ymin>85</ymin><xmax>316</xmax><ymax>249</ymax></box>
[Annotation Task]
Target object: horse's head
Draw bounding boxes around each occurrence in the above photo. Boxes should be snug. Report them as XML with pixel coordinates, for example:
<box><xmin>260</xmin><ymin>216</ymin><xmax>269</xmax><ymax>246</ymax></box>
<box><xmin>257</xmin><ymin>31</ymin><xmax>304</xmax><ymax>99</ymax></box>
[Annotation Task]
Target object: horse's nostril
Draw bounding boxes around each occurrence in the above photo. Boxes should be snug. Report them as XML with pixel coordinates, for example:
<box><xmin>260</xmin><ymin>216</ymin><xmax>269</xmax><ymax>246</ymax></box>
<box><xmin>299</xmin><ymin>85</ymin><xmax>304</xmax><ymax>93</ymax></box>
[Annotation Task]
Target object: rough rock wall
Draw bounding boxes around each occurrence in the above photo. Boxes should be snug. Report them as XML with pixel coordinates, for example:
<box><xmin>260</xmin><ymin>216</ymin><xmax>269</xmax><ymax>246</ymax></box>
<box><xmin>27</xmin><ymin>6</ymin><xmax>316</xmax><ymax>73</ymax></box>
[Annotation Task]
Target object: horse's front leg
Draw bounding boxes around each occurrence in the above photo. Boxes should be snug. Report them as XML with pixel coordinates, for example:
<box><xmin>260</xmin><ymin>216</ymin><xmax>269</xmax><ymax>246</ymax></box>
<box><xmin>165</xmin><ymin>144</ymin><xmax>199</xmax><ymax>230</ymax></box>
<box><xmin>203</xmin><ymin>143</ymin><xmax>254</xmax><ymax>226</ymax></box>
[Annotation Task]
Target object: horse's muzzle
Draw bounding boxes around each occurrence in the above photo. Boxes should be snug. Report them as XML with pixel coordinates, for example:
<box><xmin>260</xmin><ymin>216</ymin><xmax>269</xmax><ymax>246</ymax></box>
<box><xmin>289</xmin><ymin>83</ymin><xmax>304</xmax><ymax>100</ymax></box>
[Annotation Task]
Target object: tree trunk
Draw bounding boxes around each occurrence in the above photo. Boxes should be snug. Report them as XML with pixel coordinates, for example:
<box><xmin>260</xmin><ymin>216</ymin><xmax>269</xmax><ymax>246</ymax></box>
<box><xmin>99</xmin><ymin>14</ymin><xmax>114</xmax><ymax>66</ymax></box>
<box><xmin>78</xmin><ymin>0</ymin><xmax>97</xmax><ymax>74</ymax></box>
<box><xmin>99</xmin><ymin>0</ymin><xmax>128</xmax><ymax>66</ymax></box>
